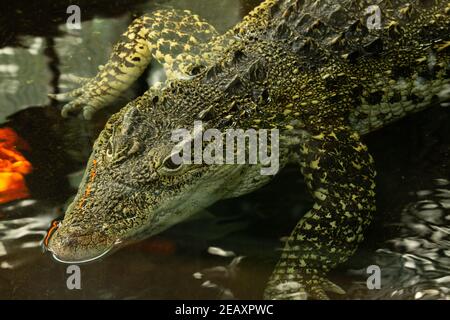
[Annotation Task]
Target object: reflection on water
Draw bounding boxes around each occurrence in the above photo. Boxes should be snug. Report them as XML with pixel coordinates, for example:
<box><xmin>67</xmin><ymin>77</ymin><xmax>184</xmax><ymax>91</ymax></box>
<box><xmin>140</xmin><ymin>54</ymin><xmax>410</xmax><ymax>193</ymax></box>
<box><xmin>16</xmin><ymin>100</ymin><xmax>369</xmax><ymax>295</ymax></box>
<box><xmin>348</xmin><ymin>179</ymin><xmax>450</xmax><ymax>299</ymax></box>
<box><xmin>193</xmin><ymin>247</ymin><xmax>246</xmax><ymax>299</ymax></box>
<box><xmin>0</xmin><ymin>200</ymin><xmax>57</xmax><ymax>270</ymax></box>
<box><xmin>0</xmin><ymin>38</ymin><xmax>52</xmax><ymax>122</ymax></box>
<box><xmin>378</xmin><ymin>180</ymin><xmax>450</xmax><ymax>299</ymax></box>
<box><xmin>0</xmin><ymin>0</ymin><xmax>449</xmax><ymax>299</ymax></box>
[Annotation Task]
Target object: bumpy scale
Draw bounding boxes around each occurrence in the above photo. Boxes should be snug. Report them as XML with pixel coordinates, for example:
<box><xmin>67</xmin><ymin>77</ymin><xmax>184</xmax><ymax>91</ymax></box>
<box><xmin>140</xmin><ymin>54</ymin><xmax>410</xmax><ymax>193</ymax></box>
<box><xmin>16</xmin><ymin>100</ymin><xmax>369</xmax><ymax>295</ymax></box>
<box><xmin>47</xmin><ymin>0</ymin><xmax>450</xmax><ymax>299</ymax></box>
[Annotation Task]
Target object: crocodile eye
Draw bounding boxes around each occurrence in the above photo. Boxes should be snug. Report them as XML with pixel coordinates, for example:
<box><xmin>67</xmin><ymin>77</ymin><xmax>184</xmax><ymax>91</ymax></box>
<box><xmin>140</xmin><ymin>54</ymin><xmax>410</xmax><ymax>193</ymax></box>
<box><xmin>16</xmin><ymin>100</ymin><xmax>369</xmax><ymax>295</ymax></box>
<box><xmin>162</xmin><ymin>156</ymin><xmax>182</xmax><ymax>171</ymax></box>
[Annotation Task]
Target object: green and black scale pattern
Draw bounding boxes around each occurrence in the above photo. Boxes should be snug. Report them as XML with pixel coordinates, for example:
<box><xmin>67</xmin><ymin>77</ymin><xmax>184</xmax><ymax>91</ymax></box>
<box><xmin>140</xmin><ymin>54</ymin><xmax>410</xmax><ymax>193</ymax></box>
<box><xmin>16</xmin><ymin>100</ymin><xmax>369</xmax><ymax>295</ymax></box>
<box><xmin>48</xmin><ymin>0</ymin><xmax>450</xmax><ymax>299</ymax></box>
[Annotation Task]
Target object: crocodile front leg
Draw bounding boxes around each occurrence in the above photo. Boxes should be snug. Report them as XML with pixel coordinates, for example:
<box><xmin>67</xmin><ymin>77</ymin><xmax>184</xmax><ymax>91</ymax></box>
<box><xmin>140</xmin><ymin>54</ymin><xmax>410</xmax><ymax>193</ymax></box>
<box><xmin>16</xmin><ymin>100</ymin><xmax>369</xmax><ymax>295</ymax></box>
<box><xmin>50</xmin><ymin>9</ymin><xmax>221</xmax><ymax>119</ymax></box>
<box><xmin>265</xmin><ymin>125</ymin><xmax>376</xmax><ymax>300</ymax></box>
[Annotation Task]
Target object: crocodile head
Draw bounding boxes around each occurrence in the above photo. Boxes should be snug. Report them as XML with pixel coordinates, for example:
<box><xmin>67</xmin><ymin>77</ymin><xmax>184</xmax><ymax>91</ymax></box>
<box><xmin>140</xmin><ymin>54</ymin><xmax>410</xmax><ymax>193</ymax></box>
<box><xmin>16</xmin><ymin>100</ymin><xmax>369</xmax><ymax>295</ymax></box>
<box><xmin>46</xmin><ymin>54</ymin><xmax>280</xmax><ymax>262</ymax></box>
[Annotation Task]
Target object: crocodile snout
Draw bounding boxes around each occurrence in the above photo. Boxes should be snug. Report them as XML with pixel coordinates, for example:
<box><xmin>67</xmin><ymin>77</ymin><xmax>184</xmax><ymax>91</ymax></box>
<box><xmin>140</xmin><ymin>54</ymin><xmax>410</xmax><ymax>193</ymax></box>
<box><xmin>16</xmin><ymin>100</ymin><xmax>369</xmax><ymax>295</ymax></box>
<box><xmin>46</xmin><ymin>224</ymin><xmax>115</xmax><ymax>263</ymax></box>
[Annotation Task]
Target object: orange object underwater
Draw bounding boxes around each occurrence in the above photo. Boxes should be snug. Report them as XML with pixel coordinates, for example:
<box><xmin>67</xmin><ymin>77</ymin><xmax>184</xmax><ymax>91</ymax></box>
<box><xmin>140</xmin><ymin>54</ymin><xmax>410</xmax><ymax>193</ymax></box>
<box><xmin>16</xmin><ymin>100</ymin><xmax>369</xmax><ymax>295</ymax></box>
<box><xmin>0</xmin><ymin>127</ymin><xmax>33</xmax><ymax>204</ymax></box>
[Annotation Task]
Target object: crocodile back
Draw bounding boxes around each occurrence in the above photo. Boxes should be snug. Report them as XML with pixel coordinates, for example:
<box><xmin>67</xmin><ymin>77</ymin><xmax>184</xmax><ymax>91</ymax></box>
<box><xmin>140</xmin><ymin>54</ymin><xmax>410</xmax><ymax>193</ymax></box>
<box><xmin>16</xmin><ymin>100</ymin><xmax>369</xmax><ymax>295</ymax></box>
<box><xmin>260</xmin><ymin>0</ymin><xmax>449</xmax><ymax>66</ymax></box>
<box><xmin>234</xmin><ymin>0</ymin><xmax>450</xmax><ymax>134</ymax></box>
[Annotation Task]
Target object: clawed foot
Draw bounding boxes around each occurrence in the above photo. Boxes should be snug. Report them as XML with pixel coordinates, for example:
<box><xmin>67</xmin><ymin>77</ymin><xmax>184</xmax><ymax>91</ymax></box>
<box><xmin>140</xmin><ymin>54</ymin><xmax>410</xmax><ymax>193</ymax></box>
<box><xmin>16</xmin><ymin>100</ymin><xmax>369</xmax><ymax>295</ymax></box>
<box><xmin>48</xmin><ymin>64</ymin><xmax>120</xmax><ymax>120</ymax></box>
<box><xmin>49</xmin><ymin>74</ymin><xmax>101</xmax><ymax>120</ymax></box>
<box><xmin>263</xmin><ymin>273</ymin><xmax>345</xmax><ymax>300</ymax></box>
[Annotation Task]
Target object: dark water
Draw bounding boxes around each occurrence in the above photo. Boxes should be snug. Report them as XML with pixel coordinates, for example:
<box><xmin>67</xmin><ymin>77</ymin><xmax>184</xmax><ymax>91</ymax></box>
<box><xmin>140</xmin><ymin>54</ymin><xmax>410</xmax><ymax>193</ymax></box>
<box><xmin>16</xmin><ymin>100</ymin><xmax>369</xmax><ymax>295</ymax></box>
<box><xmin>0</xmin><ymin>0</ymin><xmax>449</xmax><ymax>300</ymax></box>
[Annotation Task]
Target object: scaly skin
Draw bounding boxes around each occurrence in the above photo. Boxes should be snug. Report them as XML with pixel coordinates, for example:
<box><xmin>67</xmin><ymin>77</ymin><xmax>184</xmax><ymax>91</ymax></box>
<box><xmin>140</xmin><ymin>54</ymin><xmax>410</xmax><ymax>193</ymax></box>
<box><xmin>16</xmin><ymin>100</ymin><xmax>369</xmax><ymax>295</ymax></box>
<box><xmin>47</xmin><ymin>0</ymin><xmax>450</xmax><ymax>299</ymax></box>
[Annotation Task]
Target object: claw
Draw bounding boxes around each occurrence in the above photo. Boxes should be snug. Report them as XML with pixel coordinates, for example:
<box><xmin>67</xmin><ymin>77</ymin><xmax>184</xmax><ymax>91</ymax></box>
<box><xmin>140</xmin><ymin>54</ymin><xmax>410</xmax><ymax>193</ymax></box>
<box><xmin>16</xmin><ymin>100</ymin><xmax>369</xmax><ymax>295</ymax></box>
<box><xmin>82</xmin><ymin>106</ymin><xmax>96</xmax><ymax>120</ymax></box>
<box><xmin>63</xmin><ymin>74</ymin><xmax>91</xmax><ymax>85</ymax></box>
<box><xmin>322</xmin><ymin>278</ymin><xmax>346</xmax><ymax>295</ymax></box>
<box><xmin>61</xmin><ymin>97</ymin><xmax>86</xmax><ymax>118</ymax></box>
<box><xmin>49</xmin><ymin>87</ymin><xmax>85</xmax><ymax>102</ymax></box>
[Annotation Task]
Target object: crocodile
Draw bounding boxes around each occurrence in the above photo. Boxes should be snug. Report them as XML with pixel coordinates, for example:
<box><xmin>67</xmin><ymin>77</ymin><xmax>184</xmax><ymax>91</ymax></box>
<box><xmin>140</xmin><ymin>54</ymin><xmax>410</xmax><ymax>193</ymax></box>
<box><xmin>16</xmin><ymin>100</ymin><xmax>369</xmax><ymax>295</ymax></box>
<box><xmin>46</xmin><ymin>0</ymin><xmax>450</xmax><ymax>299</ymax></box>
